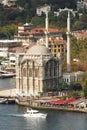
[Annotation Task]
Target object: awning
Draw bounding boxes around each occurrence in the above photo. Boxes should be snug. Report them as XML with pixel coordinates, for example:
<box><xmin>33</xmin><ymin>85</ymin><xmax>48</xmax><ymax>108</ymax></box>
<box><xmin>50</xmin><ymin>99</ymin><xmax>64</xmax><ymax>105</ymax></box>
<box><xmin>65</xmin><ymin>98</ymin><xmax>77</xmax><ymax>104</ymax></box>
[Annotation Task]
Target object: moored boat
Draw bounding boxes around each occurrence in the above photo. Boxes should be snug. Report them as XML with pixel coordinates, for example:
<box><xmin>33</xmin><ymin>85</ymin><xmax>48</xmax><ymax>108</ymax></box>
<box><xmin>0</xmin><ymin>73</ymin><xmax>16</xmax><ymax>79</ymax></box>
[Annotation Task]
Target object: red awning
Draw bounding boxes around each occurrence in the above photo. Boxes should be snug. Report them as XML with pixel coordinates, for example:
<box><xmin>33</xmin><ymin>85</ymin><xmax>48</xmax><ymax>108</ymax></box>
<box><xmin>56</xmin><ymin>99</ymin><xmax>65</xmax><ymax>105</ymax></box>
<box><xmin>50</xmin><ymin>99</ymin><xmax>64</xmax><ymax>105</ymax></box>
<box><xmin>65</xmin><ymin>98</ymin><xmax>77</xmax><ymax>104</ymax></box>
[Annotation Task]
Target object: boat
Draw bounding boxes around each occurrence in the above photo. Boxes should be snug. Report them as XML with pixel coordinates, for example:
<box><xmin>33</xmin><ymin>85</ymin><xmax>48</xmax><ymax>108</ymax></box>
<box><xmin>0</xmin><ymin>98</ymin><xmax>7</xmax><ymax>104</ymax></box>
<box><xmin>0</xmin><ymin>73</ymin><xmax>16</xmax><ymax>79</ymax></box>
<box><xmin>23</xmin><ymin>108</ymin><xmax>47</xmax><ymax>118</ymax></box>
<box><xmin>0</xmin><ymin>98</ymin><xmax>15</xmax><ymax>104</ymax></box>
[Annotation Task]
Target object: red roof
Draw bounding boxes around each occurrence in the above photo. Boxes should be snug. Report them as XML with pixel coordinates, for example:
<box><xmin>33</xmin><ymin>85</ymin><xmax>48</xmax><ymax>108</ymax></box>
<box><xmin>31</xmin><ymin>28</ymin><xmax>61</xmax><ymax>33</ymax></box>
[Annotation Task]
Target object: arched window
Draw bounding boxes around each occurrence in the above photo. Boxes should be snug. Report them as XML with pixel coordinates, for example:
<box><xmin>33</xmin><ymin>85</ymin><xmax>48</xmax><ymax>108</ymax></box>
<box><xmin>23</xmin><ymin>68</ymin><xmax>27</xmax><ymax>77</ymax></box>
<box><xmin>29</xmin><ymin>68</ymin><xmax>32</xmax><ymax>77</ymax></box>
<box><xmin>35</xmin><ymin>68</ymin><xmax>38</xmax><ymax>77</ymax></box>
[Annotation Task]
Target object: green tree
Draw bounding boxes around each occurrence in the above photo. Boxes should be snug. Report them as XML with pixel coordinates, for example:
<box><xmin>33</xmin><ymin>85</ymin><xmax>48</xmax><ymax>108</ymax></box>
<box><xmin>0</xmin><ymin>24</ymin><xmax>17</xmax><ymax>39</ymax></box>
<box><xmin>83</xmin><ymin>81</ymin><xmax>87</xmax><ymax>97</ymax></box>
<box><xmin>69</xmin><ymin>82</ymin><xmax>82</xmax><ymax>91</ymax></box>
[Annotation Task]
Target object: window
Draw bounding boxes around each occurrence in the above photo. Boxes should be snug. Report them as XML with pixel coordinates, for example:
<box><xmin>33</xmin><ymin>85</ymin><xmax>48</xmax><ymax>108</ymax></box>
<box><xmin>23</xmin><ymin>68</ymin><xmax>26</xmax><ymax>77</ymax></box>
<box><xmin>35</xmin><ymin>69</ymin><xmax>38</xmax><ymax>77</ymax></box>
<box><xmin>29</xmin><ymin>68</ymin><xmax>32</xmax><ymax>77</ymax></box>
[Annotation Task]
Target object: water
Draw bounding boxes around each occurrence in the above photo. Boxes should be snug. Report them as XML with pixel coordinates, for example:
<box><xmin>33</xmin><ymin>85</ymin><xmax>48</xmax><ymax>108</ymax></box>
<box><xmin>0</xmin><ymin>79</ymin><xmax>87</xmax><ymax>130</ymax></box>
<box><xmin>0</xmin><ymin>104</ymin><xmax>87</xmax><ymax>130</ymax></box>
<box><xmin>0</xmin><ymin>78</ymin><xmax>16</xmax><ymax>89</ymax></box>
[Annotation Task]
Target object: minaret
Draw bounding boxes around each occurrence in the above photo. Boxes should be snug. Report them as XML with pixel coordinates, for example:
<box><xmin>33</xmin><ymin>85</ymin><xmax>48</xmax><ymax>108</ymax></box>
<box><xmin>36</xmin><ymin>5</ymin><xmax>51</xmax><ymax>48</ymax></box>
<box><xmin>45</xmin><ymin>10</ymin><xmax>49</xmax><ymax>48</ymax></box>
<box><xmin>66</xmin><ymin>10</ymin><xmax>71</xmax><ymax>73</ymax></box>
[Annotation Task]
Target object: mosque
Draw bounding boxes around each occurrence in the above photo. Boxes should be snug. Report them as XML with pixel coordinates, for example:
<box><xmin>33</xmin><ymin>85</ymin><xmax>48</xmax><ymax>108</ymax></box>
<box><xmin>16</xmin><ymin>7</ymin><xmax>84</xmax><ymax>97</ymax></box>
<box><xmin>16</xmin><ymin>44</ymin><xmax>62</xmax><ymax>97</ymax></box>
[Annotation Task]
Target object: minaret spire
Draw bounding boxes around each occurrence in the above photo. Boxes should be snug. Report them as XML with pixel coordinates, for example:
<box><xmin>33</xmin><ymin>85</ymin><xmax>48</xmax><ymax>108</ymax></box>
<box><xmin>45</xmin><ymin>10</ymin><xmax>49</xmax><ymax>48</ymax></box>
<box><xmin>36</xmin><ymin>5</ymin><xmax>51</xmax><ymax>48</ymax></box>
<box><xmin>66</xmin><ymin>10</ymin><xmax>71</xmax><ymax>73</ymax></box>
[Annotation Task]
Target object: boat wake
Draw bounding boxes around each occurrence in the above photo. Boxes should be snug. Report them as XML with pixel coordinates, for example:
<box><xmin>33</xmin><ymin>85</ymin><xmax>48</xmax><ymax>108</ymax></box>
<box><xmin>9</xmin><ymin>114</ymin><xmax>25</xmax><ymax>117</ymax></box>
<box><xmin>0</xmin><ymin>113</ymin><xmax>25</xmax><ymax>117</ymax></box>
<box><xmin>1</xmin><ymin>113</ymin><xmax>47</xmax><ymax>119</ymax></box>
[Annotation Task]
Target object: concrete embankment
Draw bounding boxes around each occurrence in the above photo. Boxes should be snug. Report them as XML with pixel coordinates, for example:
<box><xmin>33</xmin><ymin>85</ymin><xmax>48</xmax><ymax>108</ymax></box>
<box><xmin>0</xmin><ymin>88</ymin><xmax>87</xmax><ymax>114</ymax></box>
<box><xmin>17</xmin><ymin>101</ymin><xmax>87</xmax><ymax>114</ymax></box>
<box><xmin>0</xmin><ymin>88</ymin><xmax>16</xmax><ymax>97</ymax></box>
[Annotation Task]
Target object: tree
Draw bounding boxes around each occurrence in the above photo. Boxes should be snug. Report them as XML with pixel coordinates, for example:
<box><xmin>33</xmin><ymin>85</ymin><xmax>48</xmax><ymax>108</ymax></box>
<box><xmin>69</xmin><ymin>83</ymin><xmax>82</xmax><ymax>91</ymax></box>
<box><xmin>16</xmin><ymin>0</ymin><xmax>31</xmax><ymax>9</ymax></box>
<box><xmin>83</xmin><ymin>81</ymin><xmax>87</xmax><ymax>97</ymax></box>
<box><xmin>81</xmin><ymin>72</ymin><xmax>87</xmax><ymax>87</ymax></box>
<box><xmin>0</xmin><ymin>24</ymin><xmax>17</xmax><ymax>39</ymax></box>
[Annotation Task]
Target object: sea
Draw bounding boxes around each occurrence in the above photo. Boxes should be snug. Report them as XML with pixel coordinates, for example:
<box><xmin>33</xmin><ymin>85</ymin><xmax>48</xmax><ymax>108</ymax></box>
<box><xmin>0</xmin><ymin>78</ymin><xmax>87</xmax><ymax>130</ymax></box>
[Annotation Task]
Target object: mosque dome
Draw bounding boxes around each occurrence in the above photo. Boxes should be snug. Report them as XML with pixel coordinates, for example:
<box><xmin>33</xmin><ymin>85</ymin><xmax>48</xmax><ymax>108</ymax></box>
<box><xmin>27</xmin><ymin>44</ymin><xmax>51</xmax><ymax>55</ymax></box>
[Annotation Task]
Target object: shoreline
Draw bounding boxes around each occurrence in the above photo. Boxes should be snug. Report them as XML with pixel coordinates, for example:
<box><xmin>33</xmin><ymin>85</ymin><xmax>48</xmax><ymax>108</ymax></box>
<box><xmin>17</xmin><ymin>101</ymin><xmax>87</xmax><ymax>114</ymax></box>
<box><xmin>0</xmin><ymin>87</ymin><xmax>87</xmax><ymax>114</ymax></box>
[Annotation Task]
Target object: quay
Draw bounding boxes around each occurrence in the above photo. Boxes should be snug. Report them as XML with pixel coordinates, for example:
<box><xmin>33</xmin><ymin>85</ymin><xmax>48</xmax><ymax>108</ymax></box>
<box><xmin>16</xmin><ymin>99</ymin><xmax>87</xmax><ymax>114</ymax></box>
<box><xmin>0</xmin><ymin>88</ymin><xmax>87</xmax><ymax>114</ymax></box>
<box><xmin>0</xmin><ymin>88</ymin><xmax>16</xmax><ymax>104</ymax></box>
<box><xmin>0</xmin><ymin>88</ymin><xmax>16</xmax><ymax>98</ymax></box>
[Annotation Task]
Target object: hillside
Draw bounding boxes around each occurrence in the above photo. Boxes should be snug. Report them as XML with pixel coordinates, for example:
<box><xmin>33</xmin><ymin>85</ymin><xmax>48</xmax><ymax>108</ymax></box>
<box><xmin>0</xmin><ymin>0</ymin><xmax>81</xmax><ymax>27</ymax></box>
<box><xmin>0</xmin><ymin>0</ymin><xmax>87</xmax><ymax>71</ymax></box>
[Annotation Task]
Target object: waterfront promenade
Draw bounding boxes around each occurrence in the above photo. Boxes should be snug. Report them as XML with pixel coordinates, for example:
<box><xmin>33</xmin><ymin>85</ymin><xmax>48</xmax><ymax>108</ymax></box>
<box><xmin>0</xmin><ymin>88</ymin><xmax>16</xmax><ymax>97</ymax></box>
<box><xmin>0</xmin><ymin>88</ymin><xmax>87</xmax><ymax>114</ymax></box>
<box><xmin>16</xmin><ymin>99</ymin><xmax>87</xmax><ymax>114</ymax></box>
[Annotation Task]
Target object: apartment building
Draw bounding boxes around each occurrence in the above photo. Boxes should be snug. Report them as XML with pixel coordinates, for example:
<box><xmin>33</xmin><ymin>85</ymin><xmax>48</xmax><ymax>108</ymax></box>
<box><xmin>1</xmin><ymin>0</ymin><xmax>16</xmax><ymax>6</ymax></box>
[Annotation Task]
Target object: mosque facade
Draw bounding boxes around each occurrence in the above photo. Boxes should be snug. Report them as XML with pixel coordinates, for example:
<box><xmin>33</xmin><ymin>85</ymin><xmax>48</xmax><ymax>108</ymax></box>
<box><xmin>16</xmin><ymin>44</ymin><xmax>62</xmax><ymax>97</ymax></box>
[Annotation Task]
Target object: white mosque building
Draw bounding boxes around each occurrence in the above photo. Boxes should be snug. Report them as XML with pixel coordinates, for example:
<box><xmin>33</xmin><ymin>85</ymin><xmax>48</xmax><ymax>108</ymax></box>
<box><xmin>16</xmin><ymin>44</ymin><xmax>62</xmax><ymax>97</ymax></box>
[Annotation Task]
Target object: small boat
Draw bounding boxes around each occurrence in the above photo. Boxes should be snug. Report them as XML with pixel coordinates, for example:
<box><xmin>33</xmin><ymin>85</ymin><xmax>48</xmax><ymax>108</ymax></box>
<box><xmin>0</xmin><ymin>98</ymin><xmax>15</xmax><ymax>104</ymax></box>
<box><xmin>0</xmin><ymin>98</ymin><xmax>7</xmax><ymax>104</ymax></box>
<box><xmin>0</xmin><ymin>73</ymin><xmax>15</xmax><ymax>79</ymax></box>
<box><xmin>23</xmin><ymin>108</ymin><xmax>47</xmax><ymax>118</ymax></box>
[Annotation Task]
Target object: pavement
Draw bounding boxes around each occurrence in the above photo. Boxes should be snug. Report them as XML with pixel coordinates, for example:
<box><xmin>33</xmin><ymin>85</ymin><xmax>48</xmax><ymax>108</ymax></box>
<box><xmin>0</xmin><ymin>88</ymin><xmax>16</xmax><ymax>97</ymax></box>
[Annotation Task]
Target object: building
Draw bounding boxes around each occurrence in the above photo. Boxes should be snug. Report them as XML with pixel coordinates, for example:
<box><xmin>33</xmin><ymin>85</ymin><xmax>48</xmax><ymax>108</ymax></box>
<box><xmin>71</xmin><ymin>30</ymin><xmax>87</xmax><ymax>39</ymax></box>
<box><xmin>16</xmin><ymin>44</ymin><xmax>62</xmax><ymax>97</ymax></box>
<box><xmin>0</xmin><ymin>48</ymin><xmax>8</xmax><ymax>57</ymax></box>
<box><xmin>63</xmin><ymin>71</ymin><xmax>84</xmax><ymax>84</ymax></box>
<box><xmin>77</xmin><ymin>0</ymin><xmax>84</xmax><ymax>11</ymax></box>
<box><xmin>15</xmin><ymin>23</ymin><xmax>62</xmax><ymax>45</ymax></box>
<box><xmin>14</xmin><ymin>23</ymin><xmax>36</xmax><ymax>45</ymax></box>
<box><xmin>0</xmin><ymin>39</ymin><xmax>21</xmax><ymax>58</ymax></box>
<box><xmin>9</xmin><ymin>53</ymin><xmax>16</xmax><ymax>68</ymax></box>
<box><xmin>77</xmin><ymin>0</ymin><xmax>87</xmax><ymax>11</ymax></box>
<box><xmin>0</xmin><ymin>39</ymin><xmax>20</xmax><ymax>48</ymax></box>
<box><xmin>15</xmin><ymin>23</ymin><xmax>66</xmax><ymax>59</ymax></box>
<box><xmin>37</xmin><ymin>37</ymin><xmax>66</xmax><ymax>59</ymax></box>
<box><xmin>1</xmin><ymin>0</ymin><xmax>16</xmax><ymax>7</ymax></box>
